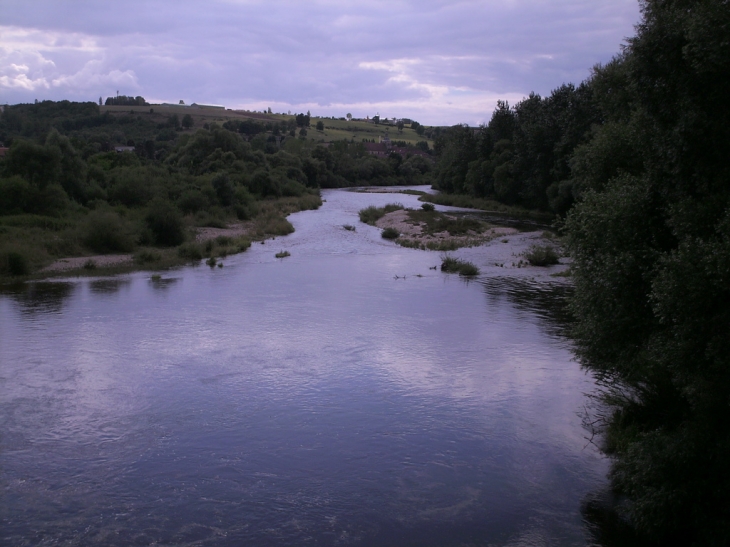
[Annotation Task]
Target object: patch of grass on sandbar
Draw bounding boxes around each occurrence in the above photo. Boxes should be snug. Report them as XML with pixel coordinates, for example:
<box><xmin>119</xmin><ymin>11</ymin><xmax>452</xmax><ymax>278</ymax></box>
<box><xmin>358</xmin><ymin>203</ymin><xmax>405</xmax><ymax>225</ymax></box>
<box><xmin>441</xmin><ymin>256</ymin><xmax>480</xmax><ymax>276</ymax></box>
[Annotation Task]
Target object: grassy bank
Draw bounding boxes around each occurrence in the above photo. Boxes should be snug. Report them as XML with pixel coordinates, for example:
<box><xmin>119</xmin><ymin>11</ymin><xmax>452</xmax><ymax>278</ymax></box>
<box><xmin>418</xmin><ymin>193</ymin><xmax>555</xmax><ymax>222</ymax></box>
<box><xmin>0</xmin><ymin>193</ymin><xmax>321</xmax><ymax>283</ymax></box>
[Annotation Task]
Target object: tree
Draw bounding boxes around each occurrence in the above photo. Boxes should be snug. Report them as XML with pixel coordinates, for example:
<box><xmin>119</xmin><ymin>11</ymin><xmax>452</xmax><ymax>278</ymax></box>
<box><xmin>566</xmin><ymin>1</ymin><xmax>730</xmax><ymax>543</ymax></box>
<box><xmin>396</xmin><ymin>120</ymin><xmax>404</xmax><ymax>132</ymax></box>
<box><xmin>316</xmin><ymin>120</ymin><xmax>324</xmax><ymax>131</ymax></box>
<box><xmin>372</xmin><ymin>115</ymin><xmax>380</xmax><ymax>125</ymax></box>
<box><xmin>346</xmin><ymin>113</ymin><xmax>352</xmax><ymax>120</ymax></box>
<box><xmin>182</xmin><ymin>114</ymin><xmax>194</xmax><ymax>129</ymax></box>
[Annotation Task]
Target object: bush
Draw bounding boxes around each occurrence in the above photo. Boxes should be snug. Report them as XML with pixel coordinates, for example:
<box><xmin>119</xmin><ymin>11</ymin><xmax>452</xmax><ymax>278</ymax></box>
<box><xmin>381</xmin><ymin>227</ymin><xmax>400</xmax><ymax>239</ymax></box>
<box><xmin>421</xmin><ymin>202</ymin><xmax>435</xmax><ymax>212</ymax></box>
<box><xmin>524</xmin><ymin>244</ymin><xmax>560</xmax><ymax>266</ymax></box>
<box><xmin>358</xmin><ymin>202</ymin><xmax>404</xmax><ymax>225</ymax></box>
<box><xmin>384</xmin><ymin>202</ymin><xmax>404</xmax><ymax>213</ymax></box>
<box><xmin>0</xmin><ymin>250</ymin><xmax>29</xmax><ymax>276</ymax></box>
<box><xmin>457</xmin><ymin>262</ymin><xmax>479</xmax><ymax>276</ymax></box>
<box><xmin>178</xmin><ymin>189</ymin><xmax>209</xmax><ymax>214</ymax></box>
<box><xmin>0</xmin><ymin>176</ymin><xmax>33</xmax><ymax>215</ymax></box>
<box><xmin>359</xmin><ymin>205</ymin><xmax>382</xmax><ymax>225</ymax></box>
<box><xmin>281</xmin><ymin>180</ymin><xmax>307</xmax><ymax>197</ymax></box>
<box><xmin>82</xmin><ymin>211</ymin><xmax>136</xmax><ymax>253</ymax></box>
<box><xmin>275</xmin><ymin>250</ymin><xmax>290</xmax><ymax>258</ymax></box>
<box><xmin>145</xmin><ymin>199</ymin><xmax>186</xmax><ymax>246</ymax></box>
<box><xmin>177</xmin><ymin>242</ymin><xmax>203</xmax><ymax>261</ymax></box>
<box><xmin>441</xmin><ymin>256</ymin><xmax>479</xmax><ymax>276</ymax></box>
<box><xmin>134</xmin><ymin>249</ymin><xmax>161</xmax><ymax>264</ymax></box>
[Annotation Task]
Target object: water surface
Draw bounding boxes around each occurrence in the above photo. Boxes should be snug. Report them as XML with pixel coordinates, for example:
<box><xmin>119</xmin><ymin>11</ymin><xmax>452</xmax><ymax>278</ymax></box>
<box><xmin>0</xmin><ymin>188</ymin><xmax>607</xmax><ymax>546</ymax></box>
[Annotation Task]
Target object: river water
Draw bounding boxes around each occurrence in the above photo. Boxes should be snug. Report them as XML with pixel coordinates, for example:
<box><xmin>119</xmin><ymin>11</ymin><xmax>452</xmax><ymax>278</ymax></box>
<box><xmin>0</xmin><ymin>188</ymin><xmax>608</xmax><ymax>546</ymax></box>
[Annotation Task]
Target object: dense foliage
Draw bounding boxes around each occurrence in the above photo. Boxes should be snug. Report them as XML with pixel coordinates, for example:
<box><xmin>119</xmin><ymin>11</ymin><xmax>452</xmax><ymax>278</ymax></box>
<box><xmin>433</xmin><ymin>85</ymin><xmax>599</xmax><ymax>214</ymax></box>
<box><xmin>566</xmin><ymin>1</ymin><xmax>730</xmax><ymax>544</ymax></box>
<box><xmin>436</xmin><ymin>1</ymin><xmax>730</xmax><ymax>543</ymax></box>
<box><xmin>0</xmin><ymin>102</ymin><xmax>433</xmax><ymax>276</ymax></box>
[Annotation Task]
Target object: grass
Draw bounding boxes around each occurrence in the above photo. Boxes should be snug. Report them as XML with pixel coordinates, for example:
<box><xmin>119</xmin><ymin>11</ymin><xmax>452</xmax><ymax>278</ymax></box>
<box><xmin>440</xmin><ymin>256</ymin><xmax>480</xmax><ymax>276</ymax></box>
<box><xmin>397</xmin><ymin>239</ymin><xmax>462</xmax><ymax>251</ymax></box>
<box><xmin>381</xmin><ymin>227</ymin><xmax>400</xmax><ymax>239</ymax></box>
<box><xmin>524</xmin><ymin>244</ymin><xmax>560</xmax><ymax>266</ymax></box>
<box><xmin>419</xmin><ymin>193</ymin><xmax>554</xmax><ymax>221</ymax></box>
<box><xmin>275</xmin><ymin>250</ymin><xmax>291</xmax><ymax>258</ymax></box>
<box><xmin>358</xmin><ymin>202</ymin><xmax>405</xmax><ymax>225</ymax></box>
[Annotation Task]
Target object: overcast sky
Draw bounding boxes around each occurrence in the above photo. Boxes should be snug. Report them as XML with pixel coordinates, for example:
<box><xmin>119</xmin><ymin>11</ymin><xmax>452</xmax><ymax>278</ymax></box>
<box><xmin>0</xmin><ymin>0</ymin><xmax>640</xmax><ymax>126</ymax></box>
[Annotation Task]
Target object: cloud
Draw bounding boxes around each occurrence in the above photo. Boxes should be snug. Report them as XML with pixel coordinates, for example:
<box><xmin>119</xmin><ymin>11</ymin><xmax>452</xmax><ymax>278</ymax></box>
<box><xmin>0</xmin><ymin>0</ymin><xmax>641</xmax><ymax>124</ymax></box>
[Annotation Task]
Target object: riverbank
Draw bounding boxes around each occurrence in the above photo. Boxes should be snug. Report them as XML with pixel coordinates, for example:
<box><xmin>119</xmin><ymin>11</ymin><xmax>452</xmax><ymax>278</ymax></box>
<box><xmin>0</xmin><ymin>194</ymin><xmax>321</xmax><ymax>284</ymax></box>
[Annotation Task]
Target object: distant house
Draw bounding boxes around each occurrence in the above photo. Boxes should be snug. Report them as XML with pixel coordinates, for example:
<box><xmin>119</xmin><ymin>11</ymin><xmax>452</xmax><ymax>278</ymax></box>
<box><xmin>114</xmin><ymin>146</ymin><xmax>135</xmax><ymax>153</ymax></box>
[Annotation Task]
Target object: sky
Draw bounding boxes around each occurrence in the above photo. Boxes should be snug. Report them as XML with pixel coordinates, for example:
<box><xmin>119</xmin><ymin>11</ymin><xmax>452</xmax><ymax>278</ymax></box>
<box><xmin>0</xmin><ymin>0</ymin><xmax>641</xmax><ymax>126</ymax></box>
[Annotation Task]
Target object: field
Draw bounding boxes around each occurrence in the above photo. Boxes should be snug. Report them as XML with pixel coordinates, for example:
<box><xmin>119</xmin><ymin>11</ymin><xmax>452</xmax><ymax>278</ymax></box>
<box><xmin>101</xmin><ymin>105</ymin><xmax>432</xmax><ymax>147</ymax></box>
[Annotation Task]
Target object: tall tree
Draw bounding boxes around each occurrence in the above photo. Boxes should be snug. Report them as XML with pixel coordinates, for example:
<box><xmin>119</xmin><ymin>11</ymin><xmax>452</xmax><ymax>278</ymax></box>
<box><xmin>566</xmin><ymin>1</ymin><xmax>730</xmax><ymax>543</ymax></box>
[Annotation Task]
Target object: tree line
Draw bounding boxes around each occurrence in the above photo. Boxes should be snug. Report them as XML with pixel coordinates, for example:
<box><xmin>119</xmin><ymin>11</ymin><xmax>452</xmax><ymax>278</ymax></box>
<box><xmin>432</xmin><ymin>1</ymin><xmax>729</xmax><ymax>543</ymax></box>
<box><xmin>0</xmin><ymin>101</ymin><xmax>434</xmax><ymax>275</ymax></box>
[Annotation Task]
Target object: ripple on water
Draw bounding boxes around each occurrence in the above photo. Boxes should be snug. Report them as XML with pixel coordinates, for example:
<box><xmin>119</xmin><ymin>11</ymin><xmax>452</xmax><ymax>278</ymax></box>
<box><xmin>0</xmin><ymin>187</ymin><xmax>607</xmax><ymax>546</ymax></box>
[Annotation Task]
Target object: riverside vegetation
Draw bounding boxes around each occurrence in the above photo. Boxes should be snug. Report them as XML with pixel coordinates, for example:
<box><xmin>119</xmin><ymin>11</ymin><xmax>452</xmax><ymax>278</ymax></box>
<box><xmin>430</xmin><ymin>0</ymin><xmax>730</xmax><ymax>544</ymax></box>
<box><xmin>0</xmin><ymin>103</ymin><xmax>435</xmax><ymax>280</ymax></box>
<box><xmin>358</xmin><ymin>202</ymin><xmax>509</xmax><ymax>252</ymax></box>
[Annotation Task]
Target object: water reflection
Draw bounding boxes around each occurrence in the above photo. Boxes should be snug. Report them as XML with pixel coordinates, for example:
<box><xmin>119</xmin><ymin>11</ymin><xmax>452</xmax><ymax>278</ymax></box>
<box><xmin>0</xmin><ymin>188</ymin><xmax>608</xmax><ymax>546</ymax></box>
<box><xmin>89</xmin><ymin>278</ymin><xmax>132</xmax><ymax>295</ymax></box>
<box><xmin>147</xmin><ymin>276</ymin><xmax>180</xmax><ymax>290</ymax></box>
<box><xmin>480</xmin><ymin>277</ymin><xmax>574</xmax><ymax>339</ymax></box>
<box><xmin>0</xmin><ymin>280</ymin><xmax>76</xmax><ymax>316</ymax></box>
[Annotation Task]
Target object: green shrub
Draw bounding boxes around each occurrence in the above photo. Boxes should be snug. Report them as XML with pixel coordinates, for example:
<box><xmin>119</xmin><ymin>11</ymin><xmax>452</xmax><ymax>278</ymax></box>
<box><xmin>177</xmin><ymin>242</ymin><xmax>203</xmax><ymax>261</ymax></box>
<box><xmin>275</xmin><ymin>250</ymin><xmax>291</xmax><ymax>258</ymax></box>
<box><xmin>145</xmin><ymin>198</ymin><xmax>186</xmax><ymax>246</ymax></box>
<box><xmin>441</xmin><ymin>256</ymin><xmax>479</xmax><ymax>276</ymax></box>
<box><xmin>281</xmin><ymin>180</ymin><xmax>307</xmax><ymax>197</ymax></box>
<box><xmin>457</xmin><ymin>262</ymin><xmax>479</xmax><ymax>276</ymax></box>
<box><xmin>134</xmin><ymin>249</ymin><xmax>161</xmax><ymax>264</ymax></box>
<box><xmin>440</xmin><ymin>256</ymin><xmax>461</xmax><ymax>272</ymax></box>
<box><xmin>0</xmin><ymin>176</ymin><xmax>33</xmax><ymax>215</ymax></box>
<box><xmin>524</xmin><ymin>244</ymin><xmax>560</xmax><ymax>266</ymax></box>
<box><xmin>83</xmin><ymin>259</ymin><xmax>97</xmax><ymax>270</ymax></box>
<box><xmin>82</xmin><ymin>211</ymin><xmax>135</xmax><ymax>253</ymax></box>
<box><xmin>383</xmin><ymin>202</ymin><xmax>404</xmax><ymax>213</ymax></box>
<box><xmin>421</xmin><ymin>202</ymin><xmax>435</xmax><ymax>212</ymax></box>
<box><xmin>381</xmin><ymin>227</ymin><xmax>400</xmax><ymax>239</ymax></box>
<box><xmin>0</xmin><ymin>250</ymin><xmax>29</xmax><ymax>276</ymax></box>
<box><xmin>177</xmin><ymin>189</ymin><xmax>209</xmax><ymax>214</ymax></box>
<box><xmin>358</xmin><ymin>202</ymin><xmax>404</xmax><ymax>225</ymax></box>
<box><xmin>255</xmin><ymin>215</ymin><xmax>294</xmax><ymax>236</ymax></box>
<box><xmin>359</xmin><ymin>205</ymin><xmax>383</xmax><ymax>225</ymax></box>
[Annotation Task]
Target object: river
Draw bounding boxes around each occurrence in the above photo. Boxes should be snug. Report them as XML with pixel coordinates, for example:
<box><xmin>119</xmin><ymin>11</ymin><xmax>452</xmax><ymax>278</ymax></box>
<box><xmin>0</xmin><ymin>187</ymin><xmax>608</xmax><ymax>546</ymax></box>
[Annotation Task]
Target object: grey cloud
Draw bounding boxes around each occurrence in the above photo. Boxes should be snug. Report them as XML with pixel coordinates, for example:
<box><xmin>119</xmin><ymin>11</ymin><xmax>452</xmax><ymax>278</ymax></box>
<box><xmin>0</xmin><ymin>0</ymin><xmax>639</xmax><ymax>124</ymax></box>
